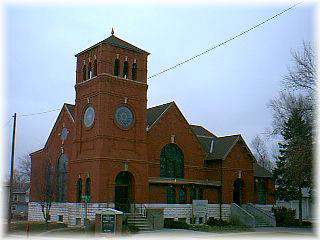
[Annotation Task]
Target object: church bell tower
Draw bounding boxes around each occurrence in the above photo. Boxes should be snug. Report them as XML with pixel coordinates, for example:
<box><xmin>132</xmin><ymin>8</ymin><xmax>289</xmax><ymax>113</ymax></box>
<box><xmin>70</xmin><ymin>29</ymin><xmax>150</xmax><ymax>205</ymax></box>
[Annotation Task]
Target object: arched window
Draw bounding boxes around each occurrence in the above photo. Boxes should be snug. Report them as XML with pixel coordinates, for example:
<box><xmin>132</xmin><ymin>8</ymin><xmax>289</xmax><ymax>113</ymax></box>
<box><xmin>88</xmin><ymin>62</ymin><xmax>92</xmax><ymax>79</ymax></box>
<box><xmin>178</xmin><ymin>188</ymin><xmax>187</xmax><ymax>203</ymax></box>
<box><xmin>76</xmin><ymin>178</ymin><xmax>82</xmax><ymax>203</ymax></box>
<box><xmin>167</xmin><ymin>186</ymin><xmax>176</xmax><ymax>204</ymax></box>
<box><xmin>160</xmin><ymin>143</ymin><xmax>184</xmax><ymax>179</ymax></box>
<box><xmin>132</xmin><ymin>63</ymin><xmax>137</xmax><ymax>81</ymax></box>
<box><xmin>123</xmin><ymin>60</ymin><xmax>128</xmax><ymax>79</ymax></box>
<box><xmin>85</xmin><ymin>177</ymin><xmax>91</xmax><ymax>201</ymax></box>
<box><xmin>56</xmin><ymin>154</ymin><xmax>68</xmax><ymax>202</ymax></box>
<box><xmin>82</xmin><ymin>65</ymin><xmax>87</xmax><ymax>80</ymax></box>
<box><xmin>114</xmin><ymin>59</ymin><xmax>120</xmax><ymax>77</ymax></box>
<box><xmin>93</xmin><ymin>59</ymin><xmax>98</xmax><ymax>77</ymax></box>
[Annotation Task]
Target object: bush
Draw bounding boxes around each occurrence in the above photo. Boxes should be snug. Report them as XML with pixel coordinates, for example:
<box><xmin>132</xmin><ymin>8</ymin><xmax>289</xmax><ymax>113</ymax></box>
<box><xmin>128</xmin><ymin>225</ymin><xmax>140</xmax><ymax>233</ymax></box>
<box><xmin>164</xmin><ymin>219</ymin><xmax>190</xmax><ymax>229</ymax></box>
<box><xmin>206</xmin><ymin>217</ymin><xmax>231</xmax><ymax>226</ymax></box>
<box><xmin>272</xmin><ymin>206</ymin><xmax>296</xmax><ymax>227</ymax></box>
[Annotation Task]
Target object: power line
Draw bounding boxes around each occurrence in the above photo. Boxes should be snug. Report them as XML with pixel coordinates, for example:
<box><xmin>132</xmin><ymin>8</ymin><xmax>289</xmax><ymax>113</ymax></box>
<box><xmin>1</xmin><ymin>118</ymin><xmax>12</xmax><ymax>129</ymax></box>
<box><xmin>147</xmin><ymin>2</ymin><xmax>302</xmax><ymax>80</ymax></box>
<box><xmin>18</xmin><ymin>108</ymin><xmax>61</xmax><ymax>117</ymax></box>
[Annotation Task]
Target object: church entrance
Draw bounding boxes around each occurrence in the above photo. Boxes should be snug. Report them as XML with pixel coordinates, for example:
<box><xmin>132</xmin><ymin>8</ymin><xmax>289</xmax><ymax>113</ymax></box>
<box><xmin>233</xmin><ymin>178</ymin><xmax>244</xmax><ymax>205</ymax></box>
<box><xmin>115</xmin><ymin>171</ymin><xmax>134</xmax><ymax>213</ymax></box>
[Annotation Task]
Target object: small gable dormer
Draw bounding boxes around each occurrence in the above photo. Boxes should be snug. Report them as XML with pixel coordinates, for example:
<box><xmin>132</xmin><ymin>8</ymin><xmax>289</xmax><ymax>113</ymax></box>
<box><xmin>75</xmin><ymin>29</ymin><xmax>150</xmax><ymax>85</ymax></box>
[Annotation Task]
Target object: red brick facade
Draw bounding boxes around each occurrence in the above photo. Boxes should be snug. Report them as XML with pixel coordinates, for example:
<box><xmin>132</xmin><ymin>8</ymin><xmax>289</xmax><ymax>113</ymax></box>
<box><xmin>30</xmin><ymin>33</ymin><xmax>275</xmax><ymax>208</ymax></box>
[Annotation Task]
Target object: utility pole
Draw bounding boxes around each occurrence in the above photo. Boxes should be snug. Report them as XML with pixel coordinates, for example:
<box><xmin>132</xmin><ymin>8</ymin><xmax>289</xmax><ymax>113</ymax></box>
<box><xmin>8</xmin><ymin>113</ymin><xmax>17</xmax><ymax>227</ymax></box>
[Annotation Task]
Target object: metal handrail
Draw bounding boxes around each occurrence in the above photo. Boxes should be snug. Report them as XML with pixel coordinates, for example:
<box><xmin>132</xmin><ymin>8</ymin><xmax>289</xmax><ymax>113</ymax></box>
<box><xmin>133</xmin><ymin>203</ymin><xmax>155</xmax><ymax>229</ymax></box>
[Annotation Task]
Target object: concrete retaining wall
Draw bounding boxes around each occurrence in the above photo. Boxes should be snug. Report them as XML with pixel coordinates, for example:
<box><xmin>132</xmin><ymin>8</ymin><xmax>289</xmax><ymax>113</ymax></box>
<box><xmin>28</xmin><ymin>202</ymin><xmax>231</xmax><ymax>226</ymax></box>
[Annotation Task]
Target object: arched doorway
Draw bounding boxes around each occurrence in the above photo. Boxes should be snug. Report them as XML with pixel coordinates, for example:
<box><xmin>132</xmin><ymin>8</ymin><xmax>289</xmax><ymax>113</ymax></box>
<box><xmin>115</xmin><ymin>171</ymin><xmax>134</xmax><ymax>213</ymax></box>
<box><xmin>233</xmin><ymin>178</ymin><xmax>244</xmax><ymax>205</ymax></box>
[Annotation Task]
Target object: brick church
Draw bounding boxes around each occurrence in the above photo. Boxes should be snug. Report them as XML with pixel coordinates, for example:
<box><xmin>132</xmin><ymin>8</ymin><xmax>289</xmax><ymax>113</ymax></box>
<box><xmin>30</xmin><ymin>30</ymin><xmax>275</xmax><ymax>217</ymax></box>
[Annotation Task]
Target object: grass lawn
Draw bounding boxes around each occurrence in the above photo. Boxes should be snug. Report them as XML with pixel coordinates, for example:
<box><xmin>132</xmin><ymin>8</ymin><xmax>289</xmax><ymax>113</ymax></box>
<box><xmin>8</xmin><ymin>221</ymin><xmax>67</xmax><ymax>233</ymax></box>
<box><xmin>190</xmin><ymin>224</ymin><xmax>254</xmax><ymax>233</ymax></box>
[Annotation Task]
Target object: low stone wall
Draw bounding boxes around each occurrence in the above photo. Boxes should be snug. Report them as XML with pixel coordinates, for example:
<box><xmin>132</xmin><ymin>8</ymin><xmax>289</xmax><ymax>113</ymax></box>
<box><xmin>28</xmin><ymin>202</ymin><xmax>231</xmax><ymax>227</ymax></box>
<box><xmin>145</xmin><ymin>203</ymin><xmax>231</xmax><ymax>221</ymax></box>
<box><xmin>28</xmin><ymin>202</ymin><xmax>115</xmax><ymax>226</ymax></box>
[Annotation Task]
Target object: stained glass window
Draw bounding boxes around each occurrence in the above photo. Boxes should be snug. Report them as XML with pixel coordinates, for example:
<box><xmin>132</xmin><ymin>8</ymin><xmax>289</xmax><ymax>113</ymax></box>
<box><xmin>190</xmin><ymin>187</ymin><xmax>196</xmax><ymax>202</ymax></box>
<box><xmin>167</xmin><ymin>186</ymin><xmax>176</xmax><ymax>204</ymax></box>
<box><xmin>160</xmin><ymin>144</ymin><xmax>184</xmax><ymax>179</ymax></box>
<box><xmin>76</xmin><ymin>178</ymin><xmax>82</xmax><ymax>203</ymax></box>
<box><xmin>85</xmin><ymin>178</ymin><xmax>91</xmax><ymax>201</ymax></box>
<box><xmin>56</xmin><ymin>154</ymin><xmax>68</xmax><ymax>202</ymax></box>
<box><xmin>178</xmin><ymin>188</ymin><xmax>186</xmax><ymax>203</ymax></box>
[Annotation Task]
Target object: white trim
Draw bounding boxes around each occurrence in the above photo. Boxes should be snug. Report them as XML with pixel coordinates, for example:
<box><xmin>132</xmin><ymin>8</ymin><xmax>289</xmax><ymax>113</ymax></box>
<box><xmin>147</xmin><ymin>102</ymin><xmax>173</xmax><ymax>131</ymax></box>
<box><xmin>209</xmin><ymin>139</ymin><xmax>214</xmax><ymax>153</ymax></box>
<box><xmin>221</xmin><ymin>135</ymin><xmax>240</xmax><ymax>160</ymax></box>
<box><xmin>64</xmin><ymin>104</ymin><xmax>75</xmax><ymax>123</ymax></box>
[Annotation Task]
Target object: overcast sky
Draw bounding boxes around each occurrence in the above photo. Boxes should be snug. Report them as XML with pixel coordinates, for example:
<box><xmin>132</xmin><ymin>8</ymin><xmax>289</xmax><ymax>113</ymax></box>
<box><xmin>3</xmin><ymin>3</ymin><xmax>315</xmax><ymax>173</ymax></box>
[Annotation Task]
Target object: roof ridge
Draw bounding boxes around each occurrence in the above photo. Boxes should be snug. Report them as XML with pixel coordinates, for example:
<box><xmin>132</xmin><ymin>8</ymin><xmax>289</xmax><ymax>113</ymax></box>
<box><xmin>147</xmin><ymin>101</ymin><xmax>173</xmax><ymax>110</ymax></box>
<box><xmin>218</xmin><ymin>134</ymin><xmax>241</xmax><ymax>139</ymax></box>
<box><xmin>197</xmin><ymin>135</ymin><xmax>216</xmax><ymax>139</ymax></box>
<box><xmin>64</xmin><ymin>103</ymin><xmax>75</xmax><ymax>106</ymax></box>
<box><xmin>106</xmin><ymin>35</ymin><xmax>149</xmax><ymax>54</ymax></box>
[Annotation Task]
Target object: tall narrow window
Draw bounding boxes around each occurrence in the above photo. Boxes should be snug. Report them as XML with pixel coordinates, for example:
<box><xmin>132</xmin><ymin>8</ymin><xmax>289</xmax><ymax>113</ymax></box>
<box><xmin>56</xmin><ymin>154</ymin><xmax>68</xmax><ymax>202</ymax></box>
<box><xmin>76</xmin><ymin>178</ymin><xmax>82</xmax><ymax>203</ymax></box>
<box><xmin>167</xmin><ymin>186</ymin><xmax>176</xmax><ymax>204</ymax></box>
<box><xmin>190</xmin><ymin>187</ymin><xmax>196</xmax><ymax>202</ymax></box>
<box><xmin>178</xmin><ymin>188</ymin><xmax>187</xmax><ymax>204</ymax></box>
<box><xmin>93</xmin><ymin>59</ymin><xmax>98</xmax><ymax>77</ymax></box>
<box><xmin>82</xmin><ymin>65</ymin><xmax>87</xmax><ymax>81</ymax></box>
<box><xmin>123</xmin><ymin>60</ymin><xmax>128</xmax><ymax>79</ymax></box>
<box><xmin>132</xmin><ymin>63</ymin><xmax>137</xmax><ymax>81</ymax></box>
<box><xmin>85</xmin><ymin>177</ymin><xmax>91</xmax><ymax>201</ymax></box>
<box><xmin>114</xmin><ymin>59</ymin><xmax>120</xmax><ymax>77</ymax></box>
<box><xmin>88</xmin><ymin>62</ymin><xmax>92</xmax><ymax>79</ymax></box>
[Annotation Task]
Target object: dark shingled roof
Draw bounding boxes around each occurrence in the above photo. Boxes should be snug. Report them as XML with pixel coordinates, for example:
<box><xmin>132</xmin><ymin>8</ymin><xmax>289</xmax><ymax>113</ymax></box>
<box><xmin>65</xmin><ymin>103</ymin><xmax>75</xmax><ymax>119</ymax></box>
<box><xmin>191</xmin><ymin>123</ymin><xmax>240</xmax><ymax>160</ymax></box>
<box><xmin>253</xmin><ymin>163</ymin><xmax>272</xmax><ymax>178</ymax></box>
<box><xmin>190</xmin><ymin>125</ymin><xmax>217</xmax><ymax>138</ymax></box>
<box><xmin>76</xmin><ymin>34</ymin><xmax>150</xmax><ymax>56</ymax></box>
<box><xmin>206</xmin><ymin>135</ymin><xmax>240</xmax><ymax>160</ymax></box>
<box><xmin>147</xmin><ymin>102</ymin><xmax>173</xmax><ymax>128</ymax></box>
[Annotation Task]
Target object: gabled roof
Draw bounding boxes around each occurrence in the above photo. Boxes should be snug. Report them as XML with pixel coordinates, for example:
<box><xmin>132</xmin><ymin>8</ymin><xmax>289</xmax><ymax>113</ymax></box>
<box><xmin>147</xmin><ymin>102</ymin><xmax>173</xmax><ymax>129</ymax></box>
<box><xmin>190</xmin><ymin>125</ymin><xmax>217</xmax><ymax>138</ymax></box>
<box><xmin>75</xmin><ymin>34</ymin><xmax>150</xmax><ymax>56</ymax></box>
<box><xmin>205</xmin><ymin>135</ymin><xmax>240</xmax><ymax>160</ymax></box>
<box><xmin>253</xmin><ymin>163</ymin><xmax>272</xmax><ymax>178</ymax></box>
<box><xmin>30</xmin><ymin>103</ymin><xmax>75</xmax><ymax>156</ymax></box>
<box><xmin>64</xmin><ymin>103</ymin><xmax>75</xmax><ymax>121</ymax></box>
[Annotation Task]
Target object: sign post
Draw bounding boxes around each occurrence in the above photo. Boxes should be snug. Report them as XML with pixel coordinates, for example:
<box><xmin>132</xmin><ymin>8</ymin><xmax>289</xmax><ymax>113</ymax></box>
<box><xmin>81</xmin><ymin>195</ymin><xmax>91</xmax><ymax>231</ymax></box>
<box><xmin>101</xmin><ymin>214</ymin><xmax>116</xmax><ymax>234</ymax></box>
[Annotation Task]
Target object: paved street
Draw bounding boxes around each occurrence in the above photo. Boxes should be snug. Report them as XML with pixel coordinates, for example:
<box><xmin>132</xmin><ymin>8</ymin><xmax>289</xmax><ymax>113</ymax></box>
<box><xmin>5</xmin><ymin>226</ymin><xmax>316</xmax><ymax>239</ymax></box>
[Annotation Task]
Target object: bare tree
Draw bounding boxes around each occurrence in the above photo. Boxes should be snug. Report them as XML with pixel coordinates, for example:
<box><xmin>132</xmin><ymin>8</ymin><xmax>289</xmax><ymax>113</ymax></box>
<box><xmin>250</xmin><ymin>135</ymin><xmax>273</xmax><ymax>171</ymax></box>
<box><xmin>283</xmin><ymin>42</ymin><xmax>316</xmax><ymax>93</ymax></box>
<box><xmin>32</xmin><ymin>159</ymin><xmax>55</xmax><ymax>229</ymax></box>
<box><xmin>269</xmin><ymin>42</ymin><xmax>315</xmax><ymax>136</ymax></box>
<box><xmin>269</xmin><ymin>92</ymin><xmax>312</xmax><ymax>135</ymax></box>
<box><xmin>18</xmin><ymin>155</ymin><xmax>31</xmax><ymax>183</ymax></box>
